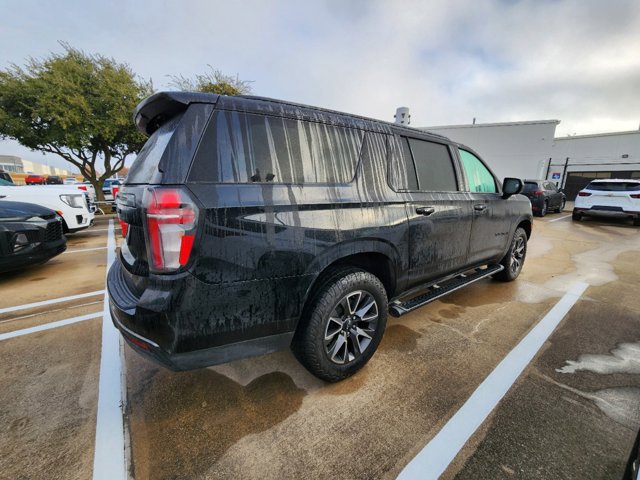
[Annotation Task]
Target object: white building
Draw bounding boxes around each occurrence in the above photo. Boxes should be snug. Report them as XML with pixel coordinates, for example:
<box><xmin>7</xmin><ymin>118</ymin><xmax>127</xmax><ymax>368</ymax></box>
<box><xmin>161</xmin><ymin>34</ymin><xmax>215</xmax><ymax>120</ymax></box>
<box><xmin>417</xmin><ymin>117</ymin><xmax>640</xmax><ymax>200</ymax></box>
<box><xmin>549</xmin><ymin>130</ymin><xmax>640</xmax><ymax>198</ymax></box>
<box><xmin>421</xmin><ymin>120</ymin><xmax>560</xmax><ymax>181</ymax></box>
<box><xmin>0</xmin><ymin>155</ymin><xmax>76</xmax><ymax>176</ymax></box>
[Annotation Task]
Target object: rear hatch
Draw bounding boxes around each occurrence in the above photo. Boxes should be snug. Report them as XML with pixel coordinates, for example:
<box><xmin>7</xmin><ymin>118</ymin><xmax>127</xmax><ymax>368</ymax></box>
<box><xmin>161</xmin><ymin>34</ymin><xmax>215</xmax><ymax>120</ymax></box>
<box><xmin>581</xmin><ymin>181</ymin><xmax>640</xmax><ymax>211</ymax></box>
<box><xmin>116</xmin><ymin>93</ymin><xmax>217</xmax><ymax>294</ymax></box>
<box><xmin>522</xmin><ymin>181</ymin><xmax>541</xmax><ymax>201</ymax></box>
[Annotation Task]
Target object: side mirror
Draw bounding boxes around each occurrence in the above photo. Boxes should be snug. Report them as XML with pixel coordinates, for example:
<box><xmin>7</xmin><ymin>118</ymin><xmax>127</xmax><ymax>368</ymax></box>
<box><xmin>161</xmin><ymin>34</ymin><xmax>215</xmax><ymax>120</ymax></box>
<box><xmin>502</xmin><ymin>177</ymin><xmax>523</xmax><ymax>199</ymax></box>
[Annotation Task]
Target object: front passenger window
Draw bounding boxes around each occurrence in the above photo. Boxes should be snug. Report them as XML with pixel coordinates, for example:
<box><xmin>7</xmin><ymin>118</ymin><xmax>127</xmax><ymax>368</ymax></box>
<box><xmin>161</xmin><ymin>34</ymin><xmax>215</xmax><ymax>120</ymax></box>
<box><xmin>459</xmin><ymin>149</ymin><xmax>497</xmax><ymax>193</ymax></box>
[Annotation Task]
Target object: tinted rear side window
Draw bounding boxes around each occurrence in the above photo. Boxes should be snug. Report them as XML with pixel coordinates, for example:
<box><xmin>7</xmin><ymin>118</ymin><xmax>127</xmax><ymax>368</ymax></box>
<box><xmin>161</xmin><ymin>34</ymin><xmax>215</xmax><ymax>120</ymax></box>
<box><xmin>587</xmin><ymin>181</ymin><xmax>640</xmax><ymax>191</ymax></box>
<box><xmin>126</xmin><ymin>115</ymin><xmax>181</xmax><ymax>184</ymax></box>
<box><xmin>190</xmin><ymin>110</ymin><xmax>363</xmax><ymax>184</ymax></box>
<box><xmin>388</xmin><ymin>137</ymin><xmax>418</xmax><ymax>191</ymax></box>
<box><xmin>407</xmin><ymin>138</ymin><xmax>457</xmax><ymax>191</ymax></box>
<box><xmin>523</xmin><ymin>182</ymin><xmax>539</xmax><ymax>192</ymax></box>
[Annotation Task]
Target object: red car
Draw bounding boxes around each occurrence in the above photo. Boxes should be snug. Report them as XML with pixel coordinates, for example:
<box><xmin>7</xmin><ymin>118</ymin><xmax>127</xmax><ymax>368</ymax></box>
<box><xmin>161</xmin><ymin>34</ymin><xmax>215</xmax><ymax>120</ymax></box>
<box><xmin>25</xmin><ymin>174</ymin><xmax>46</xmax><ymax>185</ymax></box>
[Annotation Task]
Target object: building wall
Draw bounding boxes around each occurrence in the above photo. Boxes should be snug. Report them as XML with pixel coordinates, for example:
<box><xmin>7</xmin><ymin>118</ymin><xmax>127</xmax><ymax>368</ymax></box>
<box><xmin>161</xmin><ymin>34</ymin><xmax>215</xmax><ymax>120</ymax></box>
<box><xmin>0</xmin><ymin>155</ymin><xmax>76</xmax><ymax>176</ymax></box>
<box><xmin>548</xmin><ymin>130</ymin><xmax>640</xmax><ymax>199</ymax></box>
<box><xmin>421</xmin><ymin>121</ymin><xmax>559</xmax><ymax>181</ymax></box>
<box><xmin>549</xmin><ymin>130</ymin><xmax>640</xmax><ymax>176</ymax></box>
<box><xmin>0</xmin><ymin>155</ymin><xmax>24</xmax><ymax>173</ymax></box>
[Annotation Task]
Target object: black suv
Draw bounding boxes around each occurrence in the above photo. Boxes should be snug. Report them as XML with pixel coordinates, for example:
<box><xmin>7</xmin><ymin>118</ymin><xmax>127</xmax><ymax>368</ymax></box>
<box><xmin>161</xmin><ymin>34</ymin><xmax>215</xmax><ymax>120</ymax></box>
<box><xmin>522</xmin><ymin>179</ymin><xmax>566</xmax><ymax>216</ymax></box>
<box><xmin>46</xmin><ymin>175</ymin><xmax>63</xmax><ymax>185</ymax></box>
<box><xmin>108</xmin><ymin>92</ymin><xmax>532</xmax><ymax>382</ymax></box>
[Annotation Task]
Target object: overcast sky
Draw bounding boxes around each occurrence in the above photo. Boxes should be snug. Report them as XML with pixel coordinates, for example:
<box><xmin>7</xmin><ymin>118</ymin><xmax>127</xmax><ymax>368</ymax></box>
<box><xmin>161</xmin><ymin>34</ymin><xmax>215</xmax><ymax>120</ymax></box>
<box><xmin>2</xmin><ymin>0</ymin><xmax>640</xmax><ymax>171</ymax></box>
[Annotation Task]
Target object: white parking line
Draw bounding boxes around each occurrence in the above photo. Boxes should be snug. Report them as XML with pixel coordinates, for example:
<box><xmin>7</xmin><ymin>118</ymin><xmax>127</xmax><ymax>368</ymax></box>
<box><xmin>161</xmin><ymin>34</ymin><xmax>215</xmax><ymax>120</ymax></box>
<box><xmin>548</xmin><ymin>213</ymin><xmax>572</xmax><ymax>223</ymax></box>
<box><xmin>0</xmin><ymin>290</ymin><xmax>105</xmax><ymax>315</ymax></box>
<box><xmin>92</xmin><ymin>219</ymin><xmax>126</xmax><ymax>480</ymax></box>
<box><xmin>0</xmin><ymin>312</ymin><xmax>102</xmax><ymax>341</ymax></box>
<box><xmin>397</xmin><ymin>282</ymin><xmax>589</xmax><ymax>480</ymax></box>
<box><xmin>82</xmin><ymin>227</ymin><xmax>121</xmax><ymax>233</ymax></box>
<box><xmin>62</xmin><ymin>247</ymin><xmax>108</xmax><ymax>254</ymax></box>
<box><xmin>0</xmin><ymin>300</ymin><xmax>103</xmax><ymax>325</ymax></box>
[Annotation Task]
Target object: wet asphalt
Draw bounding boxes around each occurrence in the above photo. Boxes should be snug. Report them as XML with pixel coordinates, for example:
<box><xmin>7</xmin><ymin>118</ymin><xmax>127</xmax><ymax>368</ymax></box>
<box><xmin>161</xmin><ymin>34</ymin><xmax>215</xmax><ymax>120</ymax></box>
<box><xmin>0</xmin><ymin>210</ymin><xmax>639</xmax><ymax>479</ymax></box>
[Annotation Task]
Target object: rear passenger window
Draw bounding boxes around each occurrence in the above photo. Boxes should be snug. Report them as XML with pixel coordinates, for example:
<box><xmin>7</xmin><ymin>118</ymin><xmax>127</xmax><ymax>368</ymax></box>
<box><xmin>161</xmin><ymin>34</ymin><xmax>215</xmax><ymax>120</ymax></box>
<box><xmin>388</xmin><ymin>137</ymin><xmax>418</xmax><ymax>191</ymax></box>
<box><xmin>459</xmin><ymin>149</ymin><xmax>498</xmax><ymax>193</ymax></box>
<box><xmin>190</xmin><ymin>110</ymin><xmax>363</xmax><ymax>184</ymax></box>
<box><xmin>407</xmin><ymin>138</ymin><xmax>458</xmax><ymax>192</ymax></box>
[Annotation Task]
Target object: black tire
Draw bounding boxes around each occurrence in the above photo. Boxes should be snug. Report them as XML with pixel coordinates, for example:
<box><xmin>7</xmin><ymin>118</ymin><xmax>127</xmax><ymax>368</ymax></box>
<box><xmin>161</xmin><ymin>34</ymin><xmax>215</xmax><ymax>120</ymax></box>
<box><xmin>557</xmin><ymin>199</ymin><xmax>566</xmax><ymax>213</ymax></box>
<box><xmin>633</xmin><ymin>217</ymin><xmax>640</xmax><ymax>227</ymax></box>
<box><xmin>537</xmin><ymin>200</ymin><xmax>548</xmax><ymax>217</ymax></box>
<box><xmin>572</xmin><ymin>210</ymin><xmax>582</xmax><ymax>221</ymax></box>
<box><xmin>494</xmin><ymin>227</ymin><xmax>527</xmax><ymax>282</ymax></box>
<box><xmin>292</xmin><ymin>268</ymin><xmax>388</xmax><ymax>382</ymax></box>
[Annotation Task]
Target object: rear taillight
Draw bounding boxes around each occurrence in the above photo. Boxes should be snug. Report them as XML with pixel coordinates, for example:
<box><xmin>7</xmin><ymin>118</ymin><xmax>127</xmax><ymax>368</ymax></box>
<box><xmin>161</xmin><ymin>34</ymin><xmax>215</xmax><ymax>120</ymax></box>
<box><xmin>119</xmin><ymin>220</ymin><xmax>129</xmax><ymax>238</ymax></box>
<box><xmin>143</xmin><ymin>187</ymin><xmax>198</xmax><ymax>273</ymax></box>
<box><xmin>533</xmin><ymin>190</ymin><xmax>544</xmax><ymax>196</ymax></box>
<box><xmin>630</xmin><ymin>194</ymin><xmax>640</xmax><ymax>199</ymax></box>
<box><xmin>112</xmin><ymin>186</ymin><xmax>120</xmax><ymax>198</ymax></box>
<box><xmin>578</xmin><ymin>192</ymin><xmax>591</xmax><ymax>197</ymax></box>
<box><xmin>78</xmin><ymin>185</ymin><xmax>87</xmax><ymax>191</ymax></box>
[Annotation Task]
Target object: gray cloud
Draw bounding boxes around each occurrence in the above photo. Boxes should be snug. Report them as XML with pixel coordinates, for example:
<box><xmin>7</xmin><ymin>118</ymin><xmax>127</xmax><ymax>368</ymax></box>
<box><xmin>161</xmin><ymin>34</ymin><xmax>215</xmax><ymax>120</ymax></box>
<box><xmin>1</xmin><ymin>0</ymin><xmax>639</xmax><ymax>170</ymax></box>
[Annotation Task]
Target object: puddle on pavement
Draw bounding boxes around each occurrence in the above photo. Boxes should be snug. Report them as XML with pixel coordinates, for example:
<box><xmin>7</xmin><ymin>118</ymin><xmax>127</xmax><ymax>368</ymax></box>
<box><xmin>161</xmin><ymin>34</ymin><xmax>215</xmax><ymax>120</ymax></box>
<box><xmin>556</xmin><ymin>342</ymin><xmax>640</xmax><ymax>375</ymax></box>
<box><xmin>378</xmin><ymin>324</ymin><xmax>421</xmax><ymax>352</ymax></box>
<box><xmin>127</xmin><ymin>360</ymin><xmax>305</xmax><ymax>480</ymax></box>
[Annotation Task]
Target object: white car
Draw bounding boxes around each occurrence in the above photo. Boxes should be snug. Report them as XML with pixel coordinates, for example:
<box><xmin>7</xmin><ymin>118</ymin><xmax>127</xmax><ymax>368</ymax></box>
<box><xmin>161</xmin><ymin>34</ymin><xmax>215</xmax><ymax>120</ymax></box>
<box><xmin>78</xmin><ymin>182</ymin><xmax>97</xmax><ymax>202</ymax></box>
<box><xmin>64</xmin><ymin>177</ymin><xmax>79</xmax><ymax>185</ymax></box>
<box><xmin>573</xmin><ymin>179</ymin><xmax>640</xmax><ymax>226</ymax></box>
<box><xmin>0</xmin><ymin>184</ymin><xmax>95</xmax><ymax>233</ymax></box>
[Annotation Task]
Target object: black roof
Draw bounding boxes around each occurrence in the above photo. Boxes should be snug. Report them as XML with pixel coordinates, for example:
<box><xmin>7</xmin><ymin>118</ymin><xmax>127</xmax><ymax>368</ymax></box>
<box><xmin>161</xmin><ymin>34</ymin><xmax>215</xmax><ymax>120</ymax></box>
<box><xmin>134</xmin><ymin>91</ymin><xmax>449</xmax><ymax>143</ymax></box>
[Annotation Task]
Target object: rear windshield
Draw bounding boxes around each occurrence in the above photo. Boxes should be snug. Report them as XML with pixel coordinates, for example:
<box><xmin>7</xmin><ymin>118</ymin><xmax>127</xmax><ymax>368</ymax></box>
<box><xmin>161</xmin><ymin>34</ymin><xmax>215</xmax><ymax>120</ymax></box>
<box><xmin>126</xmin><ymin>115</ymin><xmax>181</xmax><ymax>184</ymax></box>
<box><xmin>587</xmin><ymin>181</ymin><xmax>640</xmax><ymax>191</ymax></box>
<box><xmin>523</xmin><ymin>182</ymin><xmax>539</xmax><ymax>192</ymax></box>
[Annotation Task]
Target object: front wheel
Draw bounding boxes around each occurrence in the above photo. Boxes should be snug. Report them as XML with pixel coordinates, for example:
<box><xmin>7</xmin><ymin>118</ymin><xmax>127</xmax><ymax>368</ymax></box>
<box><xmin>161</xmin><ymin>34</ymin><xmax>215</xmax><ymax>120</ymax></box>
<box><xmin>292</xmin><ymin>268</ymin><xmax>388</xmax><ymax>382</ymax></box>
<box><xmin>494</xmin><ymin>227</ymin><xmax>527</xmax><ymax>282</ymax></box>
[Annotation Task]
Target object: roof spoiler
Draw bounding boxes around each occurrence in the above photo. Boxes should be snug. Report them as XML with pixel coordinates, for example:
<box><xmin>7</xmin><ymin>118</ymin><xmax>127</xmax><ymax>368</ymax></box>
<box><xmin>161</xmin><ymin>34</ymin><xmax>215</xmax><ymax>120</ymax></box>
<box><xmin>134</xmin><ymin>91</ymin><xmax>220</xmax><ymax>135</ymax></box>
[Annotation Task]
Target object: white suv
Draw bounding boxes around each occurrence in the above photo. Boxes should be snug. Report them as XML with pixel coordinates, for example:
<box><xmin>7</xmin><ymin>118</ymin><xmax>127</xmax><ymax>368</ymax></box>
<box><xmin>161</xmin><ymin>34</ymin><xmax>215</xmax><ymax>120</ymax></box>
<box><xmin>573</xmin><ymin>179</ymin><xmax>640</xmax><ymax>226</ymax></box>
<box><xmin>0</xmin><ymin>184</ymin><xmax>95</xmax><ymax>232</ymax></box>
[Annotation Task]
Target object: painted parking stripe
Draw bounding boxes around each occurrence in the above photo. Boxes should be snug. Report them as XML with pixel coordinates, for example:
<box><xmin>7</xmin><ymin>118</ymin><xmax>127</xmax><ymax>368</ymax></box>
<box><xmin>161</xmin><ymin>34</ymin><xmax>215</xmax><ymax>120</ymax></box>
<box><xmin>548</xmin><ymin>214</ymin><xmax>572</xmax><ymax>223</ymax></box>
<box><xmin>397</xmin><ymin>281</ymin><xmax>589</xmax><ymax>480</ymax></box>
<box><xmin>92</xmin><ymin>219</ymin><xmax>126</xmax><ymax>480</ymax></box>
<box><xmin>62</xmin><ymin>246</ymin><xmax>108</xmax><ymax>254</ymax></box>
<box><xmin>82</xmin><ymin>227</ymin><xmax>121</xmax><ymax>233</ymax></box>
<box><xmin>0</xmin><ymin>312</ymin><xmax>102</xmax><ymax>341</ymax></box>
<box><xmin>0</xmin><ymin>290</ymin><xmax>104</xmax><ymax>315</ymax></box>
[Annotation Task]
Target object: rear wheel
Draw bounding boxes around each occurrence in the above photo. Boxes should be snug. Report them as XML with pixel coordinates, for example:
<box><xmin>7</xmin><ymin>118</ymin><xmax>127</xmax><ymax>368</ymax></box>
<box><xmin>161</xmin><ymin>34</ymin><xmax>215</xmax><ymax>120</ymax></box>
<box><xmin>572</xmin><ymin>209</ymin><xmax>583</xmax><ymax>221</ymax></box>
<box><xmin>633</xmin><ymin>217</ymin><xmax>640</xmax><ymax>227</ymax></box>
<box><xmin>292</xmin><ymin>268</ymin><xmax>388</xmax><ymax>382</ymax></box>
<box><xmin>494</xmin><ymin>227</ymin><xmax>527</xmax><ymax>282</ymax></box>
<box><xmin>538</xmin><ymin>200</ymin><xmax>548</xmax><ymax>217</ymax></box>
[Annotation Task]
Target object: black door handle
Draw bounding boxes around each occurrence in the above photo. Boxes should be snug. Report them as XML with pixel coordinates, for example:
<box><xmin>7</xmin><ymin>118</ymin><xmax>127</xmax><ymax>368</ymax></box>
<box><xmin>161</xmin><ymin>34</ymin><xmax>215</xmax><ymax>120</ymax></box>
<box><xmin>474</xmin><ymin>204</ymin><xmax>487</xmax><ymax>212</ymax></box>
<box><xmin>416</xmin><ymin>206</ymin><xmax>436</xmax><ymax>216</ymax></box>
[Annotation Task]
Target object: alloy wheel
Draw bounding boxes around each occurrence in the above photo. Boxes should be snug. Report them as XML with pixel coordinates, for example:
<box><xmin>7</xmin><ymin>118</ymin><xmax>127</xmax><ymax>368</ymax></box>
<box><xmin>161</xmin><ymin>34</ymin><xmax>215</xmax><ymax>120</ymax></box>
<box><xmin>324</xmin><ymin>290</ymin><xmax>379</xmax><ymax>365</ymax></box>
<box><xmin>510</xmin><ymin>236</ymin><xmax>526</xmax><ymax>275</ymax></box>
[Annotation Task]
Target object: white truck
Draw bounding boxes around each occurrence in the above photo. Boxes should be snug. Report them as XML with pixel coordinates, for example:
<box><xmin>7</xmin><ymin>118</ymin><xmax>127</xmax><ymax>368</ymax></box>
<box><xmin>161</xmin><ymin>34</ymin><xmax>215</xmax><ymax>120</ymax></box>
<box><xmin>0</xmin><ymin>184</ymin><xmax>95</xmax><ymax>233</ymax></box>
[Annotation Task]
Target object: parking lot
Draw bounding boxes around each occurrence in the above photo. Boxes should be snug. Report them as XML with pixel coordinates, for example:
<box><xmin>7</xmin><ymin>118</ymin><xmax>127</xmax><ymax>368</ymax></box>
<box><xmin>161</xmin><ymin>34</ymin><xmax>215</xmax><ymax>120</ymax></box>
<box><xmin>1</xmin><ymin>210</ymin><xmax>639</xmax><ymax>479</ymax></box>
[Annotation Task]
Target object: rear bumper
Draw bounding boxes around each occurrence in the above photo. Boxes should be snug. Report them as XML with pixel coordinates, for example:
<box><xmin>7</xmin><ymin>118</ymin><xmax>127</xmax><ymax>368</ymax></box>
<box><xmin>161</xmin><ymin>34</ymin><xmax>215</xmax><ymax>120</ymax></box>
<box><xmin>107</xmin><ymin>260</ymin><xmax>303</xmax><ymax>370</ymax></box>
<box><xmin>574</xmin><ymin>206</ymin><xmax>639</xmax><ymax>218</ymax></box>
